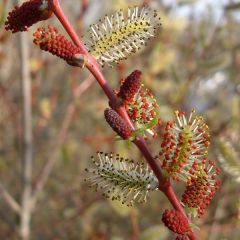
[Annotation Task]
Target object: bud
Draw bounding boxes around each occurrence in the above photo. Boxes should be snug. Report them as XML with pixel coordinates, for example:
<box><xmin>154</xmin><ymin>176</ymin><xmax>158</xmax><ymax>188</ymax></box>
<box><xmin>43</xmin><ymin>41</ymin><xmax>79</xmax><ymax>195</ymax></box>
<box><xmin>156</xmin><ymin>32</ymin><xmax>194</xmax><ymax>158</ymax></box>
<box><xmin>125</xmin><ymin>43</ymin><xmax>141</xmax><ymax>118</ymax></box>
<box><xmin>33</xmin><ymin>25</ymin><xmax>83</xmax><ymax>66</ymax></box>
<box><xmin>118</xmin><ymin>70</ymin><xmax>141</xmax><ymax>103</ymax></box>
<box><xmin>104</xmin><ymin>108</ymin><xmax>132</xmax><ymax>139</ymax></box>
<box><xmin>162</xmin><ymin>209</ymin><xmax>189</xmax><ymax>234</ymax></box>
<box><xmin>5</xmin><ymin>0</ymin><xmax>52</xmax><ymax>33</ymax></box>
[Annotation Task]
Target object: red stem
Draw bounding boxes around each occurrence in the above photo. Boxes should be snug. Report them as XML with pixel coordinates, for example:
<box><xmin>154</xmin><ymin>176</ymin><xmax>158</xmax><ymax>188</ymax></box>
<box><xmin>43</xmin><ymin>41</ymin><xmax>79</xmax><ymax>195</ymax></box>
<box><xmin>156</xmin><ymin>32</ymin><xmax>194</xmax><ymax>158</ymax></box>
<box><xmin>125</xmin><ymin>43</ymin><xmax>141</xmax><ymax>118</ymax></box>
<box><xmin>49</xmin><ymin>0</ymin><xmax>88</xmax><ymax>54</ymax></box>
<box><xmin>48</xmin><ymin>1</ymin><xmax>196</xmax><ymax>239</ymax></box>
<box><xmin>134</xmin><ymin>137</ymin><xmax>164</xmax><ymax>184</ymax></box>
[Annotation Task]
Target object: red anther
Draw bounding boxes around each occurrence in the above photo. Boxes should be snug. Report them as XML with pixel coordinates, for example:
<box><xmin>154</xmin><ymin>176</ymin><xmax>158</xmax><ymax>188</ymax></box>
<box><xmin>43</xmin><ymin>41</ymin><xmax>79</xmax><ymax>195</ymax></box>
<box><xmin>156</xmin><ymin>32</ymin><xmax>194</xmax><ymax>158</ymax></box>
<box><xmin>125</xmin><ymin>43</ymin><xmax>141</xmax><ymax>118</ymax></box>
<box><xmin>203</xmin><ymin>133</ymin><xmax>209</xmax><ymax>139</ymax></box>
<box><xmin>152</xmin><ymin>102</ymin><xmax>158</xmax><ymax>108</ymax></box>
<box><xmin>152</xmin><ymin>133</ymin><xmax>158</xmax><ymax>139</ymax></box>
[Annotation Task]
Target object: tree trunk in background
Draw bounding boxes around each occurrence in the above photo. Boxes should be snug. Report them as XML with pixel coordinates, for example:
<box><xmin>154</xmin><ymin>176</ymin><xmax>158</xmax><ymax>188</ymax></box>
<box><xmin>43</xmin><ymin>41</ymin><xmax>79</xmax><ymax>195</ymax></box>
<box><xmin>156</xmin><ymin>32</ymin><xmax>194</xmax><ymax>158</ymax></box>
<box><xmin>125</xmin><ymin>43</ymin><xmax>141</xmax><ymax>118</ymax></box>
<box><xmin>18</xmin><ymin>13</ymin><xmax>33</xmax><ymax>240</ymax></box>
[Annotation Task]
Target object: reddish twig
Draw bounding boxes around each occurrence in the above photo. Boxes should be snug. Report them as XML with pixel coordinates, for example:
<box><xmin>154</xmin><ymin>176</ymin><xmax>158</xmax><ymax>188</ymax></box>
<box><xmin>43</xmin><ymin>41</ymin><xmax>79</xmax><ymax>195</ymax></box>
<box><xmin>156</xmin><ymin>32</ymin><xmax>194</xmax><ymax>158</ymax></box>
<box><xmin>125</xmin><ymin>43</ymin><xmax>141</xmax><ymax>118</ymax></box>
<box><xmin>46</xmin><ymin>1</ymin><xmax>197</xmax><ymax>239</ymax></box>
<box><xmin>76</xmin><ymin>0</ymin><xmax>88</xmax><ymax>35</ymax></box>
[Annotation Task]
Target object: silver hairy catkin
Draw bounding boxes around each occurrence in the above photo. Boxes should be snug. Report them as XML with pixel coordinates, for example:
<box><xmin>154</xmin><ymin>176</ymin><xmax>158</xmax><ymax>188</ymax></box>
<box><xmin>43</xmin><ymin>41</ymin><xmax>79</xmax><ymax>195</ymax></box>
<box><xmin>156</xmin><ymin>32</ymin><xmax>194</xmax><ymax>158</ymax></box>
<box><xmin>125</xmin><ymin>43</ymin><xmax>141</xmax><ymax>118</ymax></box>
<box><xmin>85</xmin><ymin>6</ymin><xmax>161</xmax><ymax>66</ymax></box>
<box><xmin>85</xmin><ymin>152</ymin><xmax>158</xmax><ymax>206</ymax></box>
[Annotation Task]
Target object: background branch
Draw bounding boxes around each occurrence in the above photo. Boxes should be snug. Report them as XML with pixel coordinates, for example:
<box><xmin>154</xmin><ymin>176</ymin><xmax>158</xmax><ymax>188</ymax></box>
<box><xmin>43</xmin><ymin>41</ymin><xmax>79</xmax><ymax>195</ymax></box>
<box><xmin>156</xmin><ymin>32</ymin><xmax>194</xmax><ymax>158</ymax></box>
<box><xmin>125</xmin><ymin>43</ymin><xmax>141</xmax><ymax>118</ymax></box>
<box><xmin>31</xmin><ymin>75</ymin><xmax>94</xmax><ymax>207</ymax></box>
<box><xmin>0</xmin><ymin>183</ymin><xmax>21</xmax><ymax>214</ymax></box>
<box><xmin>18</xmin><ymin>23</ymin><xmax>33</xmax><ymax>240</ymax></box>
<box><xmin>50</xmin><ymin>2</ymin><xmax>196</xmax><ymax>239</ymax></box>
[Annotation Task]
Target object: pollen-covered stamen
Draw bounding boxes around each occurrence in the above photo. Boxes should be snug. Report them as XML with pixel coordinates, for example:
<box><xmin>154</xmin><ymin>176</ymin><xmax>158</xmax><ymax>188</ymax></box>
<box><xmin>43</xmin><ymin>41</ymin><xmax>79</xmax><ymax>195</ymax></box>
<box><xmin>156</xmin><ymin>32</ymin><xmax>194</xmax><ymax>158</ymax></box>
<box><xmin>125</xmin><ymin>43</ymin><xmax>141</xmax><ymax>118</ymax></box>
<box><xmin>33</xmin><ymin>25</ymin><xmax>83</xmax><ymax>66</ymax></box>
<box><xmin>181</xmin><ymin>159</ymin><xmax>221</xmax><ymax>218</ymax></box>
<box><xmin>85</xmin><ymin>152</ymin><xmax>159</xmax><ymax>206</ymax></box>
<box><xmin>5</xmin><ymin>0</ymin><xmax>52</xmax><ymax>33</ymax></box>
<box><xmin>162</xmin><ymin>209</ymin><xmax>189</xmax><ymax>234</ymax></box>
<box><xmin>104</xmin><ymin>108</ymin><xmax>133</xmax><ymax>139</ymax></box>
<box><xmin>118</xmin><ymin>70</ymin><xmax>142</xmax><ymax>104</ymax></box>
<box><xmin>159</xmin><ymin>110</ymin><xmax>210</xmax><ymax>181</ymax></box>
<box><xmin>85</xmin><ymin>6</ymin><xmax>161</xmax><ymax>66</ymax></box>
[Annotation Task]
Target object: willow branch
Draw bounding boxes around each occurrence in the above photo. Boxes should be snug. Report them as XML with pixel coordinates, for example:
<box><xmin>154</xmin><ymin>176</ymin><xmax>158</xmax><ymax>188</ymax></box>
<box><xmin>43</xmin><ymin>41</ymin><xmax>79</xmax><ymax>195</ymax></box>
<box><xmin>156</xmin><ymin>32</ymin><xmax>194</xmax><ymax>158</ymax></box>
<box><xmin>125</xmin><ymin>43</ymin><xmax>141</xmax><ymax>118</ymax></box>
<box><xmin>48</xmin><ymin>1</ymin><xmax>196</xmax><ymax>239</ymax></box>
<box><xmin>0</xmin><ymin>183</ymin><xmax>21</xmax><ymax>215</ymax></box>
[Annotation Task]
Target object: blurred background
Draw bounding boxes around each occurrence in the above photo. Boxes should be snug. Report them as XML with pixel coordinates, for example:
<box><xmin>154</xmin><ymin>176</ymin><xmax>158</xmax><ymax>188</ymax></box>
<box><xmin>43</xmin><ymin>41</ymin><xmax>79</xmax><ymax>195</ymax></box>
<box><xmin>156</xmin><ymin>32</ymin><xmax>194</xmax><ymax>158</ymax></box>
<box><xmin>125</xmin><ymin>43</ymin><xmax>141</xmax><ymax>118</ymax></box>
<box><xmin>0</xmin><ymin>0</ymin><xmax>240</xmax><ymax>239</ymax></box>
